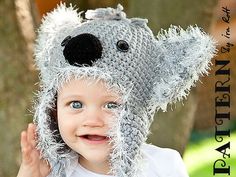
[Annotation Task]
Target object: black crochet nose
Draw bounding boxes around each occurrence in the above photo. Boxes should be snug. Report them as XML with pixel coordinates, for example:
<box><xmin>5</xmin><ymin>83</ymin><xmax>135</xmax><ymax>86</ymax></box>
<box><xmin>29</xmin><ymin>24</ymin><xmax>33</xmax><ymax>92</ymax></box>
<box><xmin>62</xmin><ymin>33</ymin><xmax>103</xmax><ymax>66</ymax></box>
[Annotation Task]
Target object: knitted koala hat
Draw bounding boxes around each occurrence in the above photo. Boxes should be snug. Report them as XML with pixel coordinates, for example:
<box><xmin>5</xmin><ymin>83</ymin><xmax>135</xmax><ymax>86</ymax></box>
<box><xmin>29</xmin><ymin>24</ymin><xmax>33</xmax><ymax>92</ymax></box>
<box><xmin>34</xmin><ymin>3</ymin><xmax>216</xmax><ymax>177</ymax></box>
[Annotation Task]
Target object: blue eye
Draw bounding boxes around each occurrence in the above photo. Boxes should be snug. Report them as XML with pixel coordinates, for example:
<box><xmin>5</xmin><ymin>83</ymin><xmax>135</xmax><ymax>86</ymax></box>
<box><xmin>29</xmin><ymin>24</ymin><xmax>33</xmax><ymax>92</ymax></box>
<box><xmin>105</xmin><ymin>102</ymin><xmax>120</xmax><ymax>109</ymax></box>
<box><xmin>70</xmin><ymin>101</ymin><xmax>83</xmax><ymax>109</ymax></box>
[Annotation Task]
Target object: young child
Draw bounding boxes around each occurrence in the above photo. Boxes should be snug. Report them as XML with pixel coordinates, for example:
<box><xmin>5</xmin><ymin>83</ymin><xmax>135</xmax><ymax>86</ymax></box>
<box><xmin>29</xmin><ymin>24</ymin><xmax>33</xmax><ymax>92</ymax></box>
<box><xmin>17</xmin><ymin>3</ymin><xmax>216</xmax><ymax>177</ymax></box>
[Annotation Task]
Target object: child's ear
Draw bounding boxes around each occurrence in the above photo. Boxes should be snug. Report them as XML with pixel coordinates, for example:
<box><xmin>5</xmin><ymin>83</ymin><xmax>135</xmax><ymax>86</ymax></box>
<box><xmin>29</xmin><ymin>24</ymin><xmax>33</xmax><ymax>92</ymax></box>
<box><xmin>151</xmin><ymin>25</ymin><xmax>217</xmax><ymax>111</ymax></box>
<box><xmin>35</xmin><ymin>3</ymin><xmax>83</xmax><ymax>80</ymax></box>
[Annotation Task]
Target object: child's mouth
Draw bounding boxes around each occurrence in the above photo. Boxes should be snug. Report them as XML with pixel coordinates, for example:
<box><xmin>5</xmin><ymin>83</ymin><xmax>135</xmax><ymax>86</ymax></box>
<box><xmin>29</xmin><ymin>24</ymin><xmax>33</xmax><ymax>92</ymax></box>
<box><xmin>79</xmin><ymin>134</ymin><xmax>109</xmax><ymax>144</ymax></box>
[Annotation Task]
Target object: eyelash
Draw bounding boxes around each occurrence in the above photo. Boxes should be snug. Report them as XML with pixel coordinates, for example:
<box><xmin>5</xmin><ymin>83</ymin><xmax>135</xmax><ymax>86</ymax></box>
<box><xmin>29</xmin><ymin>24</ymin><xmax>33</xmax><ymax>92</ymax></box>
<box><xmin>69</xmin><ymin>101</ymin><xmax>83</xmax><ymax>109</ymax></box>
<box><xmin>104</xmin><ymin>101</ymin><xmax>120</xmax><ymax>109</ymax></box>
<box><xmin>68</xmin><ymin>101</ymin><xmax>120</xmax><ymax>110</ymax></box>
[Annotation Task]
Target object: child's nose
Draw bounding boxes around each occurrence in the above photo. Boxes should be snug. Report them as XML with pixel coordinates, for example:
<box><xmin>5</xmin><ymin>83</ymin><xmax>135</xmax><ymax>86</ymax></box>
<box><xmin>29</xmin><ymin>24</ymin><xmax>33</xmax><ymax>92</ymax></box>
<box><xmin>82</xmin><ymin>107</ymin><xmax>105</xmax><ymax>127</ymax></box>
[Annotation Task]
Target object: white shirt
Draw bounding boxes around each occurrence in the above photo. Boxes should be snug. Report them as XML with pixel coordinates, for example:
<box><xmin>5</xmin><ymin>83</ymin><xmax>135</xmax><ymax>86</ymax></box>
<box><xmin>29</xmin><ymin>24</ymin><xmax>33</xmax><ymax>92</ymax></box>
<box><xmin>67</xmin><ymin>143</ymin><xmax>189</xmax><ymax>177</ymax></box>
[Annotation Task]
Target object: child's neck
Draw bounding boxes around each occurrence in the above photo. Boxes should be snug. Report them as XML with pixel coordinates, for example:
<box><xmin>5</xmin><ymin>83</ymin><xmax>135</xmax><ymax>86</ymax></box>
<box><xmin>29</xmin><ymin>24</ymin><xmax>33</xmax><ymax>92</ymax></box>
<box><xmin>79</xmin><ymin>156</ymin><xmax>111</xmax><ymax>175</ymax></box>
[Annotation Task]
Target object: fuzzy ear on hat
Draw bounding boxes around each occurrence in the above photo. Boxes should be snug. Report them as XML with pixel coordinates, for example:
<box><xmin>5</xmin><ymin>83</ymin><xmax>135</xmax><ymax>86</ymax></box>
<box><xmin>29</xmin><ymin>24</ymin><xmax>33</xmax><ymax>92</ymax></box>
<box><xmin>34</xmin><ymin>3</ymin><xmax>83</xmax><ymax>83</ymax></box>
<box><xmin>150</xmin><ymin>25</ymin><xmax>217</xmax><ymax>111</ymax></box>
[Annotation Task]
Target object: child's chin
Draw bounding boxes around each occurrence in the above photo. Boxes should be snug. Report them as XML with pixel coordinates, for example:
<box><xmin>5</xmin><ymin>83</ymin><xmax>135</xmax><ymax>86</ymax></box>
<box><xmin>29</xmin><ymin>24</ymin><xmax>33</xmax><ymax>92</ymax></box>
<box><xmin>78</xmin><ymin>150</ymin><xmax>108</xmax><ymax>163</ymax></box>
<box><xmin>86</xmin><ymin>153</ymin><xmax>109</xmax><ymax>163</ymax></box>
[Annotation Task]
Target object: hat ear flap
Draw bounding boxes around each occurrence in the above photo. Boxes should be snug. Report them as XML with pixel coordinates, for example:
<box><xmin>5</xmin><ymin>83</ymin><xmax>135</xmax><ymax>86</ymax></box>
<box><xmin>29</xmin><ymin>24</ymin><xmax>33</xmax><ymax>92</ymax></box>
<box><xmin>151</xmin><ymin>25</ymin><xmax>217</xmax><ymax>111</ymax></box>
<box><xmin>34</xmin><ymin>3</ymin><xmax>83</xmax><ymax>78</ymax></box>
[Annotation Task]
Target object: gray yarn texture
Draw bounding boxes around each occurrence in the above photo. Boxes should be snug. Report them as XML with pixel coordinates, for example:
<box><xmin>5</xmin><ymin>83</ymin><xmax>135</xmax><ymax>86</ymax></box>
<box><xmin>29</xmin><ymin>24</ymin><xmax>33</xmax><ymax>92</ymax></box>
<box><xmin>33</xmin><ymin>3</ymin><xmax>217</xmax><ymax>177</ymax></box>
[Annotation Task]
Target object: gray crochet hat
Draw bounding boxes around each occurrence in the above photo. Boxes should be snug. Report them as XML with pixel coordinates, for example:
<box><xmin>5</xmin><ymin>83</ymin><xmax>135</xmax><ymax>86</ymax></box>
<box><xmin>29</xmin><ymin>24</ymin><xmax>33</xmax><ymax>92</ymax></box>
<box><xmin>34</xmin><ymin>3</ymin><xmax>216</xmax><ymax>177</ymax></box>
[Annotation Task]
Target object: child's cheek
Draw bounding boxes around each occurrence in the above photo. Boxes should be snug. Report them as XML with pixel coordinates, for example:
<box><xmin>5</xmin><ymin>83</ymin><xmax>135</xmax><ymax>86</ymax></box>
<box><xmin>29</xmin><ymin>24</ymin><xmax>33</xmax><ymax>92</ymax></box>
<box><xmin>57</xmin><ymin>110</ymin><xmax>78</xmax><ymax>140</ymax></box>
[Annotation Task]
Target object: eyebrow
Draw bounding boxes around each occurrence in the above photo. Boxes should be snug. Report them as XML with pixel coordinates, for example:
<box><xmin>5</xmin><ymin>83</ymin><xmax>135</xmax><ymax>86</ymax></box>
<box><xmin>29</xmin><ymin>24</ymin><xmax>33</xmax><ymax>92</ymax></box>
<box><xmin>60</xmin><ymin>94</ymin><xmax>120</xmax><ymax>101</ymax></box>
<box><xmin>101</xmin><ymin>95</ymin><xmax>119</xmax><ymax>98</ymax></box>
<box><xmin>59</xmin><ymin>94</ymin><xmax>82</xmax><ymax>100</ymax></box>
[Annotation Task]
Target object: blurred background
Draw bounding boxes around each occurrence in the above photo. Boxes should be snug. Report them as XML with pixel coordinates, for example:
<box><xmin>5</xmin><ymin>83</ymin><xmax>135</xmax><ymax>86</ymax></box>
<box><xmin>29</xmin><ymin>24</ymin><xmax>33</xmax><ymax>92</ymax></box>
<box><xmin>0</xmin><ymin>0</ymin><xmax>235</xmax><ymax>177</ymax></box>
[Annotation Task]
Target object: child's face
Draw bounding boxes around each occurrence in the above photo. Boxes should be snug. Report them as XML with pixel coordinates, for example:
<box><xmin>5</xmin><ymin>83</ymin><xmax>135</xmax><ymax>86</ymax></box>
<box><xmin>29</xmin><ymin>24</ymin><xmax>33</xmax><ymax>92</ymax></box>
<box><xmin>57</xmin><ymin>78</ymin><xmax>121</xmax><ymax>172</ymax></box>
